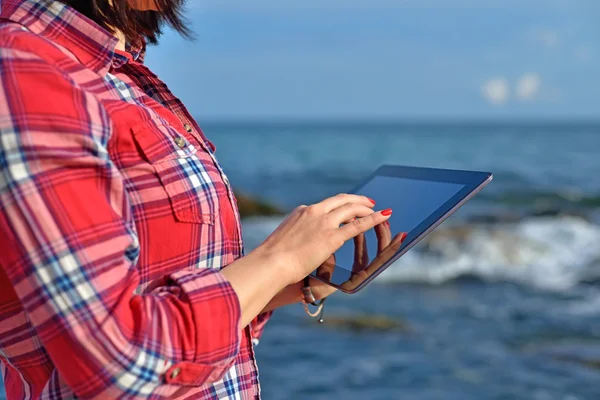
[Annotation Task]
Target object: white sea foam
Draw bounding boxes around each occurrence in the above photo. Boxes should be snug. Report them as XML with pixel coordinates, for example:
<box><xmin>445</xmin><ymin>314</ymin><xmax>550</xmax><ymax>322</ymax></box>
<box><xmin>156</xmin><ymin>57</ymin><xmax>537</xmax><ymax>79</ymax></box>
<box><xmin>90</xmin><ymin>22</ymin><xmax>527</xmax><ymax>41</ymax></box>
<box><xmin>381</xmin><ymin>216</ymin><xmax>600</xmax><ymax>291</ymax></box>
<box><xmin>242</xmin><ymin>216</ymin><xmax>600</xmax><ymax>291</ymax></box>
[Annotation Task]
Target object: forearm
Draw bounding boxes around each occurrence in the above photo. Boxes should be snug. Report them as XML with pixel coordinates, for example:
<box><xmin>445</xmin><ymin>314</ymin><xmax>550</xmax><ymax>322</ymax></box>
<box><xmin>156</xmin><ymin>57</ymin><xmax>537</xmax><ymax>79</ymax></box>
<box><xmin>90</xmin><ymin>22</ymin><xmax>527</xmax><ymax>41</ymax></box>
<box><xmin>261</xmin><ymin>278</ymin><xmax>336</xmax><ymax>313</ymax></box>
<box><xmin>220</xmin><ymin>250</ymin><xmax>291</xmax><ymax>328</ymax></box>
<box><xmin>261</xmin><ymin>281</ymin><xmax>304</xmax><ymax>313</ymax></box>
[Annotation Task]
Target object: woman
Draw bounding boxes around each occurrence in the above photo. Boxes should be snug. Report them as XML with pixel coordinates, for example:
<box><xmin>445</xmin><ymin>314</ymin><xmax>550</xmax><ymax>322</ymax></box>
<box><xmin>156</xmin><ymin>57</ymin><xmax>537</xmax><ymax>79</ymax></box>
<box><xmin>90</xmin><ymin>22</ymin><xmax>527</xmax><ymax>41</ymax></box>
<box><xmin>0</xmin><ymin>1</ymin><xmax>393</xmax><ymax>399</ymax></box>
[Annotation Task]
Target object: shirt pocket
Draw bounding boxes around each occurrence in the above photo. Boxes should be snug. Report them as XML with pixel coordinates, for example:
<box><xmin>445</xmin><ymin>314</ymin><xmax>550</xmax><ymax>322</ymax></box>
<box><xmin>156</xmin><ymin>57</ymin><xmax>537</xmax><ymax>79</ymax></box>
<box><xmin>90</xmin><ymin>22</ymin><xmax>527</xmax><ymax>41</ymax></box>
<box><xmin>131</xmin><ymin>121</ymin><xmax>221</xmax><ymax>225</ymax></box>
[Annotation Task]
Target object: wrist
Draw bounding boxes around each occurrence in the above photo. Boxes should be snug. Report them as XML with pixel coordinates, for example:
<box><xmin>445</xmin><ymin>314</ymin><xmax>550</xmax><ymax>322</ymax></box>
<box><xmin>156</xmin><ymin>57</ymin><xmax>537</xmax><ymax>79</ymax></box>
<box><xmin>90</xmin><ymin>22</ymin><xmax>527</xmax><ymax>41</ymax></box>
<box><xmin>248</xmin><ymin>247</ymin><xmax>296</xmax><ymax>287</ymax></box>
<box><xmin>308</xmin><ymin>277</ymin><xmax>337</xmax><ymax>301</ymax></box>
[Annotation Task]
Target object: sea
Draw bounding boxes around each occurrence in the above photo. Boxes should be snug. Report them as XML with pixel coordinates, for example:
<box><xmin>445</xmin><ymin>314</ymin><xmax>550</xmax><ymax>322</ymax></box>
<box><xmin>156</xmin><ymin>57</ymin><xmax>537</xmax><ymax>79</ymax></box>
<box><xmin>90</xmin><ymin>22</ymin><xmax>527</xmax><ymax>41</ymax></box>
<box><xmin>2</xmin><ymin>121</ymin><xmax>599</xmax><ymax>399</ymax></box>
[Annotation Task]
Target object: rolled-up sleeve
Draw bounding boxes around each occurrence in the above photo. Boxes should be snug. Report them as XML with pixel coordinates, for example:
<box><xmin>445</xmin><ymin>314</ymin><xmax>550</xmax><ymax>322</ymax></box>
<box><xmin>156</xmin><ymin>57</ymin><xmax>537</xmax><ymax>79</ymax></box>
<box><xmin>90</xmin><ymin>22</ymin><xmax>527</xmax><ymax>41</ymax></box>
<box><xmin>0</xmin><ymin>48</ymin><xmax>241</xmax><ymax>398</ymax></box>
<box><xmin>251</xmin><ymin>311</ymin><xmax>273</xmax><ymax>343</ymax></box>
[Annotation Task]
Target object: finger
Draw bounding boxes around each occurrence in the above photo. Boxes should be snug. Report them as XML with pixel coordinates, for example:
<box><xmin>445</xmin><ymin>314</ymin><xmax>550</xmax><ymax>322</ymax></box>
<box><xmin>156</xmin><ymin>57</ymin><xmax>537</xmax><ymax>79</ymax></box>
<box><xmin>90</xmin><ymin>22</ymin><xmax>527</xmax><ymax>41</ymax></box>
<box><xmin>344</xmin><ymin>216</ymin><xmax>370</xmax><ymax>273</ymax></box>
<box><xmin>327</xmin><ymin>203</ymin><xmax>375</xmax><ymax>226</ymax></box>
<box><xmin>382</xmin><ymin>232</ymin><xmax>408</xmax><ymax>254</ymax></box>
<box><xmin>392</xmin><ymin>231</ymin><xmax>408</xmax><ymax>247</ymax></box>
<box><xmin>341</xmin><ymin>269</ymin><xmax>367</xmax><ymax>291</ymax></box>
<box><xmin>337</xmin><ymin>209</ymin><xmax>393</xmax><ymax>242</ymax></box>
<box><xmin>359</xmin><ymin>231</ymin><xmax>408</xmax><ymax>278</ymax></box>
<box><xmin>317</xmin><ymin>254</ymin><xmax>336</xmax><ymax>281</ymax></box>
<box><xmin>318</xmin><ymin>193</ymin><xmax>375</xmax><ymax>213</ymax></box>
<box><xmin>361</xmin><ymin>230</ymin><xmax>369</xmax><ymax>266</ymax></box>
<box><xmin>375</xmin><ymin>221</ymin><xmax>392</xmax><ymax>256</ymax></box>
<box><xmin>308</xmin><ymin>277</ymin><xmax>337</xmax><ymax>300</ymax></box>
<box><xmin>352</xmin><ymin>232</ymin><xmax>369</xmax><ymax>273</ymax></box>
<box><xmin>349</xmin><ymin>270</ymin><xmax>369</xmax><ymax>286</ymax></box>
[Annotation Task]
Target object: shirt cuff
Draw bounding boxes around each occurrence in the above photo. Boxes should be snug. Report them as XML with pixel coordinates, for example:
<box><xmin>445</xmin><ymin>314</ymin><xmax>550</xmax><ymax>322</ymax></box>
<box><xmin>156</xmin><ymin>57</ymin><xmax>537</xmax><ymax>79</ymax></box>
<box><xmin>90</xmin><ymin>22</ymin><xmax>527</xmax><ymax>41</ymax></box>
<box><xmin>167</xmin><ymin>268</ymin><xmax>242</xmax><ymax>385</ymax></box>
<box><xmin>250</xmin><ymin>310</ymin><xmax>273</xmax><ymax>344</ymax></box>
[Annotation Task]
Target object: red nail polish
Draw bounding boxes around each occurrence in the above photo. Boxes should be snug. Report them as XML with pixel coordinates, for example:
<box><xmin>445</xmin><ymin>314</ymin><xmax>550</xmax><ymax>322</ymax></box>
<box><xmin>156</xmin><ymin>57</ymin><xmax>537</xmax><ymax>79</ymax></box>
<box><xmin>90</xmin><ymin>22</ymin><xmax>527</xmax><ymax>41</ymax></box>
<box><xmin>381</xmin><ymin>208</ymin><xmax>392</xmax><ymax>216</ymax></box>
<box><xmin>368</xmin><ymin>198</ymin><xmax>376</xmax><ymax>205</ymax></box>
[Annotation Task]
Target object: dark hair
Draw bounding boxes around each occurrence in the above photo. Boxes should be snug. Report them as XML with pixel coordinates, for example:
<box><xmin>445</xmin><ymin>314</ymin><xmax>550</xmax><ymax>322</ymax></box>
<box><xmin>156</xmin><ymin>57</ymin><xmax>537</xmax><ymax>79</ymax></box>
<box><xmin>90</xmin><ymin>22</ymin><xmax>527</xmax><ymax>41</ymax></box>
<box><xmin>63</xmin><ymin>0</ymin><xmax>191</xmax><ymax>44</ymax></box>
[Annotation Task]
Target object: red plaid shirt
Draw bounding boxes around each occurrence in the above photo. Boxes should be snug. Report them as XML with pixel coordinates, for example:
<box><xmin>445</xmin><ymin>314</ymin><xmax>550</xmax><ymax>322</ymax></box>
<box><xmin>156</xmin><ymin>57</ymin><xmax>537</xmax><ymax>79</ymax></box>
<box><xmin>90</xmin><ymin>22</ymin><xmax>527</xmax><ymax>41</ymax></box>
<box><xmin>0</xmin><ymin>0</ymin><xmax>271</xmax><ymax>398</ymax></box>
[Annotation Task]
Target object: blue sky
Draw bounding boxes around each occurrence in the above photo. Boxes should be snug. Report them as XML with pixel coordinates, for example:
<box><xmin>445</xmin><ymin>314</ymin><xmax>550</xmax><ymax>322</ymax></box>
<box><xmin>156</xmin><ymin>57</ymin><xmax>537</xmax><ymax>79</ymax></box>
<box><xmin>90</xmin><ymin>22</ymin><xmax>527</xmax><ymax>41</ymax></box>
<box><xmin>144</xmin><ymin>0</ymin><xmax>600</xmax><ymax>120</ymax></box>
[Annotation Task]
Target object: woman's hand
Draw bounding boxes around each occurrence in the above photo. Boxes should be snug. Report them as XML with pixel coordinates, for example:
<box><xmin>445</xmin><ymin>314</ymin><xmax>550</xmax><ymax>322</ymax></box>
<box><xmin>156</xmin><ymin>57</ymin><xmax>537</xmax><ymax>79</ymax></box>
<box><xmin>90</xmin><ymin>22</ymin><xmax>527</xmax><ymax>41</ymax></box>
<box><xmin>306</xmin><ymin>276</ymin><xmax>338</xmax><ymax>300</ymax></box>
<box><xmin>222</xmin><ymin>193</ymin><xmax>391</xmax><ymax>327</ymax></box>
<box><xmin>341</xmin><ymin>230</ymin><xmax>408</xmax><ymax>291</ymax></box>
<box><xmin>352</xmin><ymin>222</ymin><xmax>407</xmax><ymax>274</ymax></box>
<box><xmin>314</xmin><ymin>220</ymin><xmax>404</xmax><ymax>279</ymax></box>
<box><xmin>253</xmin><ymin>194</ymin><xmax>393</xmax><ymax>286</ymax></box>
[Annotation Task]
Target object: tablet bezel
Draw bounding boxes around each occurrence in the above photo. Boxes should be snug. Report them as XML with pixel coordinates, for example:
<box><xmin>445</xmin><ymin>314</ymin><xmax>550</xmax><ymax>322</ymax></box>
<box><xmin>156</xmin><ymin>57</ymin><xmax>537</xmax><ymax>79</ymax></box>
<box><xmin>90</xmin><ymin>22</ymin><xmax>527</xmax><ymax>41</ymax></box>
<box><xmin>310</xmin><ymin>164</ymin><xmax>493</xmax><ymax>293</ymax></box>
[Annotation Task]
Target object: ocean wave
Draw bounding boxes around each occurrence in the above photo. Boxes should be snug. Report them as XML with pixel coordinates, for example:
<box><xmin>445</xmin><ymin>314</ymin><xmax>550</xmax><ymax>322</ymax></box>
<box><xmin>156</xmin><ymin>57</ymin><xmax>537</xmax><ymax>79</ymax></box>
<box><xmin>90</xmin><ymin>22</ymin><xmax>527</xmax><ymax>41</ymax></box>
<box><xmin>380</xmin><ymin>216</ymin><xmax>600</xmax><ymax>291</ymax></box>
<box><xmin>242</xmin><ymin>216</ymin><xmax>600</xmax><ymax>291</ymax></box>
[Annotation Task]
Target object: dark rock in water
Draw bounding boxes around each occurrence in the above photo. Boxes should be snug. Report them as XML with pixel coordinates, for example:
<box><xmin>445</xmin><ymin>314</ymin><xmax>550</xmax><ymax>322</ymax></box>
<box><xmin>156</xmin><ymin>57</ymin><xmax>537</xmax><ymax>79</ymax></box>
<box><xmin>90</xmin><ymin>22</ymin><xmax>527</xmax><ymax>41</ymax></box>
<box><xmin>486</xmin><ymin>191</ymin><xmax>600</xmax><ymax>209</ymax></box>
<box><xmin>466</xmin><ymin>209</ymin><xmax>591</xmax><ymax>224</ymax></box>
<box><xmin>508</xmin><ymin>332</ymin><xmax>600</xmax><ymax>351</ymax></box>
<box><xmin>510</xmin><ymin>333</ymin><xmax>600</xmax><ymax>372</ymax></box>
<box><xmin>321</xmin><ymin>314</ymin><xmax>412</xmax><ymax>333</ymax></box>
<box><xmin>530</xmin><ymin>207</ymin><xmax>590</xmax><ymax>221</ymax></box>
<box><xmin>550</xmin><ymin>354</ymin><xmax>600</xmax><ymax>371</ymax></box>
<box><xmin>466</xmin><ymin>212</ymin><xmax>523</xmax><ymax>224</ymax></box>
<box><xmin>233</xmin><ymin>191</ymin><xmax>284</xmax><ymax>219</ymax></box>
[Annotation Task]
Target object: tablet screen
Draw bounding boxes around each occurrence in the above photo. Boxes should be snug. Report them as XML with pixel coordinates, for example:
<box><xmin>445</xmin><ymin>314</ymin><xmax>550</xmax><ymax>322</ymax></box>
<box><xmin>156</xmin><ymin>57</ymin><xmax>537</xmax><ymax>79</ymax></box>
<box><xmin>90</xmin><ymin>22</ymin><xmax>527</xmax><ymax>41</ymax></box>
<box><xmin>332</xmin><ymin>175</ymin><xmax>465</xmax><ymax>273</ymax></box>
<box><xmin>311</xmin><ymin>165</ymin><xmax>491</xmax><ymax>292</ymax></box>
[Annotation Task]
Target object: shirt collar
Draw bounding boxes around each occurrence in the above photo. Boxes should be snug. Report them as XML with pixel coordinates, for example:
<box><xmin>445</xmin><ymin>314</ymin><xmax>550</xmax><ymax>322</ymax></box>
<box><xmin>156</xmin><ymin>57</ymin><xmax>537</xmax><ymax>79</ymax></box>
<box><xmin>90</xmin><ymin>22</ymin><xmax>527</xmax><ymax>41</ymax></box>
<box><xmin>0</xmin><ymin>0</ymin><xmax>144</xmax><ymax>75</ymax></box>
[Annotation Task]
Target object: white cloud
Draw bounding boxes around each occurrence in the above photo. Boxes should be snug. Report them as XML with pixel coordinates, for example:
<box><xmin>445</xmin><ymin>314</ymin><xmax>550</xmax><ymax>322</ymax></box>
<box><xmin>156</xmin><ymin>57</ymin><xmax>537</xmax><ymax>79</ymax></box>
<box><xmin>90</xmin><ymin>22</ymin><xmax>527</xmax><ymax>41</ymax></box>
<box><xmin>481</xmin><ymin>77</ymin><xmax>509</xmax><ymax>105</ymax></box>
<box><xmin>516</xmin><ymin>73</ymin><xmax>542</xmax><ymax>101</ymax></box>
<box><xmin>529</xmin><ymin>28</ymin><xmax>561</xmax><ymax>48</ymax></box>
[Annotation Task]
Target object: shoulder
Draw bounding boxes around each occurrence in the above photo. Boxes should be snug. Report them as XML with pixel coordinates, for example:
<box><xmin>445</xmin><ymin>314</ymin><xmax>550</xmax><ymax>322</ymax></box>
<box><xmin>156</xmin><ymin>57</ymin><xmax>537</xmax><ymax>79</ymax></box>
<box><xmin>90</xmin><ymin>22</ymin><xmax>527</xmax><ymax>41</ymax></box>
<box><xmin>0</xmin><ymin>23</ymin><xmax>80</xmax><ymax>116</ymax></box>
<box><xmin>0</xmin><ymin>22</ymin><xmax>111</xmax><ymax>146</ymax></box>
<box><xmin>0</xmin><ymin>21</ymin><xmax>74</xmax><ymax>78</ymax></box>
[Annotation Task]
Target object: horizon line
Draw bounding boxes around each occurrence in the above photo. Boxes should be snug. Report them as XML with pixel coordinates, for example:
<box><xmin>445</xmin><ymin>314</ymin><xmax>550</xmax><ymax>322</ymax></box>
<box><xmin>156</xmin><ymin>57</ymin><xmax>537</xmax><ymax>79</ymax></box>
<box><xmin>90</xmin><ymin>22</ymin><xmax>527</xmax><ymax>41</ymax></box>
<box><xmin>197</xmin><ymin>116</ymin><xmax>600</xmax><ymax>126</ymax></box>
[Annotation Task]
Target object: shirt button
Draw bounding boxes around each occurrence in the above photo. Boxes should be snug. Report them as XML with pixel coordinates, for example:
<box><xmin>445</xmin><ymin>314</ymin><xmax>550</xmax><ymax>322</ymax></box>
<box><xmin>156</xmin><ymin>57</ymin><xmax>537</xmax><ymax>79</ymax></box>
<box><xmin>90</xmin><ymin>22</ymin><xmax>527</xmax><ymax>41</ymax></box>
<box><xmin>184</xmin><ymin>124</ymin><xmax>193</xmax><ymax>133</ymax></box>
<box><xmin>174</xmin><ymin>136</ymin><xmax>186</xmax><ymax>148</ymax></box>
<box><xmin>171</xmin><ymin>368</ymin><xmax>181</xmax><ymax>379</ymax></box>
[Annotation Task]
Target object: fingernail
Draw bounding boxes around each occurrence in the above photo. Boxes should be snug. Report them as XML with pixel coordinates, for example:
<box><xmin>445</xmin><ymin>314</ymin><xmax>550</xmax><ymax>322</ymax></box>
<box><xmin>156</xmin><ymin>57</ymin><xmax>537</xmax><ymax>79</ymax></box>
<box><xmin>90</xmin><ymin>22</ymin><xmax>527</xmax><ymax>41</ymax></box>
<box><xmin>368</xmin><ymin>197</ymin><xmax>376</xmax><ymax>205</ymax></box>
<box><xmin>385</xmin><ymin>220</ymin><xmax>390</xmax><ymax>227</ymax></box>
<box><xmin>381</xmin><ymin>208</ymin><xmax>392</xmax><ymax>216</ymax></box>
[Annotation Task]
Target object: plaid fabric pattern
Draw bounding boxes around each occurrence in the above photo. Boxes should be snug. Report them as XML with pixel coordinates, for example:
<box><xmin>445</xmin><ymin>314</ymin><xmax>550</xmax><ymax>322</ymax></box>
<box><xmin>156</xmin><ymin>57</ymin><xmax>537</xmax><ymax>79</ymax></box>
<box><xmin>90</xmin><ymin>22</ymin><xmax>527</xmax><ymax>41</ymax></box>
<box><xmin>0</xmin><ymin>1</ymin><xmax>270</xmax><ymax>399</ymax></box>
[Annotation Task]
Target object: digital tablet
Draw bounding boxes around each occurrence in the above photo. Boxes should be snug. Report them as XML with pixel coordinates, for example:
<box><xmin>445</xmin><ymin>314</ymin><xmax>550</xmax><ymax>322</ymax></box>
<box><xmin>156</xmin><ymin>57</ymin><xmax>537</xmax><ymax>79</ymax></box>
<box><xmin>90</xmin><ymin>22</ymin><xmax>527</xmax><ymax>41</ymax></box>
<box><xmin>311</xmin><ymin>165</ymin><xmax>492</xmax><ymax>293</ymax></box>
